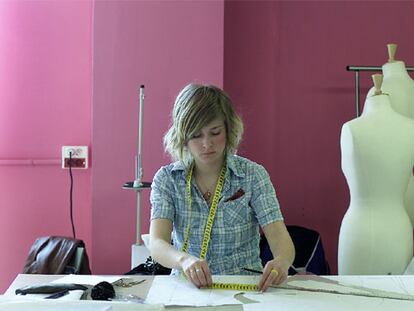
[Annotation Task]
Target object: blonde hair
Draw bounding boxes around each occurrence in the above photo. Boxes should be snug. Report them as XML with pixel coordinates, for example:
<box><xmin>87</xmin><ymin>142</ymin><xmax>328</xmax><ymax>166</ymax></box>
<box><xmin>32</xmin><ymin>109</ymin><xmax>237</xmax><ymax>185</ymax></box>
<box><xmin>164</xmin><ymin>83</ymin><xmax>243</xmax><ymax>166</ymax></box>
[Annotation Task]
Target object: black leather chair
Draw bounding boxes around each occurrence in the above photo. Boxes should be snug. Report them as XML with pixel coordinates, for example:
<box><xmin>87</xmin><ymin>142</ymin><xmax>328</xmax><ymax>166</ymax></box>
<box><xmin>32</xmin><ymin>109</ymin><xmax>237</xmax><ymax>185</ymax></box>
<box><xmin>23</xmin><ymin>236</ymin><xmax>91</xmax><ymax>274</ymax></box>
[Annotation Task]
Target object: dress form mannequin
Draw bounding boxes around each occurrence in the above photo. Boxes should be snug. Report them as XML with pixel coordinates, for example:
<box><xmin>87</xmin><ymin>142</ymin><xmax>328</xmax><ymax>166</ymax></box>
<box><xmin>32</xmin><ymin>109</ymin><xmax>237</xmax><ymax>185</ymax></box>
<box><xmin>366</xmin><ymin>44</ymin><xmax>414</xmax><ymax>226</ymax></box>
<box><xmin>338</xmin><ymin>74</ymin><xmax>414</xmax><ymax>275</ymax></box>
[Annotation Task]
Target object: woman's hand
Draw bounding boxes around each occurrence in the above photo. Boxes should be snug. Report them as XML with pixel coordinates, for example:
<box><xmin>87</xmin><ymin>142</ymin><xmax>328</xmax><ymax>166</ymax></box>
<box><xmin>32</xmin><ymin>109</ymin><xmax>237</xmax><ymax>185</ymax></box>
<box><xmin>180</xmin><ymin>255</ymin><xmax>212</xmax><ymax>288</ymax></box>
<box><xmin>259</xmin><ymin>221</ymin><xmax>295</xmax><ymax>292</ymax></box>
<box><xmin>257</xmin><ymin>257</ymin><xmax>290</xmax><ymax>292</ymax></box>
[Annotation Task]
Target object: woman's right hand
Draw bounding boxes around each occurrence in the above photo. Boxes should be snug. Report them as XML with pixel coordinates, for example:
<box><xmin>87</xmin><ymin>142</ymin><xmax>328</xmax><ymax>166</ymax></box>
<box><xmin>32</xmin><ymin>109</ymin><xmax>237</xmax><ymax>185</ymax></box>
<box><xmin>180</xmin><ymin>255</ymin><xmax>212</xmax><ymax>288</ymax></box>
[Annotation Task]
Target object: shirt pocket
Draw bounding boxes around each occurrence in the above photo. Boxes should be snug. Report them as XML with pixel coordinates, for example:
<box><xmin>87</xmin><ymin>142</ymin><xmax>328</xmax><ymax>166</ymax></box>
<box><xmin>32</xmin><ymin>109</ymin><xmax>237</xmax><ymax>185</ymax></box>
<box><xmin>223</xmin><ymin>196</ymin><xmax>252</xmax><ymax>226</ymax></box>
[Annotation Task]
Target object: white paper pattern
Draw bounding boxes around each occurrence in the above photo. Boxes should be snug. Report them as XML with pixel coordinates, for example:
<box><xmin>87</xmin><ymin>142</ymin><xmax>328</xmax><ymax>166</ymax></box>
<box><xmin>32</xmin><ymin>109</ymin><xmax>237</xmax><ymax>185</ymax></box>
<box><xmin>145</xmin><ymin>275</ymin><xmax>261</xmax><ymax>306</ymax></box>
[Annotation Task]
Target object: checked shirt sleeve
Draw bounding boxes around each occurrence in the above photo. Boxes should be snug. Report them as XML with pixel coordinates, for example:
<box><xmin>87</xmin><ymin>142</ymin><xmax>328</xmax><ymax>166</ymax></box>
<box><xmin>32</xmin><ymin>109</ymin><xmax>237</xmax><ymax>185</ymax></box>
<box><xmin>150</xmin><ymin>167</ymin><xmax>175</xmax><ymax>222</ymax></box>
<box><xmin>249</xmin><ymin>164</ymin><xmax>283</xmax><ymax>226</ymax></box>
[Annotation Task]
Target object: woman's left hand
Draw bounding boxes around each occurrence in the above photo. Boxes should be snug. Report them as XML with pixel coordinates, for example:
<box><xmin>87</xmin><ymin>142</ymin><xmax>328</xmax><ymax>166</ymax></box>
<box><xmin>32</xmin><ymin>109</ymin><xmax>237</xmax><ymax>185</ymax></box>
<box><xmin>257</xmin><ymin>257</ymin><xmax>290</xmax><ymax>292</ymax></box>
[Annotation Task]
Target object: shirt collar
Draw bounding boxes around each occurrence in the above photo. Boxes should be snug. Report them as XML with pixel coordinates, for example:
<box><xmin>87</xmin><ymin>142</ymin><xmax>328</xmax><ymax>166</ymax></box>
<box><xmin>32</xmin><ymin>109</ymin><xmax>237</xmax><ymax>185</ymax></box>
<box><xmin>226</xmin><ymin>154</ymin><xmax>245</xmax><ymax>178</ymax></box>
<box><xmin>171</xmin><ymin>161</ymin><xmax>185</xmax><ymax>172</ymax></box>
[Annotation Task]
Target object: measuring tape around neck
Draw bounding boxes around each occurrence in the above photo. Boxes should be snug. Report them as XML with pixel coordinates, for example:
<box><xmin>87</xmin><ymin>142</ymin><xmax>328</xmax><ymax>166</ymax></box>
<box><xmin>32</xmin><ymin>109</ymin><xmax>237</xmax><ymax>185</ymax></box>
<box><xmin>181</xmin><ymin>163</ymin><xmax>258</xmax><ymax>291</ymax></box>
<box><xmin>182</xmin><ymin>163</ymin><xmax>226</xmax><ymax>258</ymax></box>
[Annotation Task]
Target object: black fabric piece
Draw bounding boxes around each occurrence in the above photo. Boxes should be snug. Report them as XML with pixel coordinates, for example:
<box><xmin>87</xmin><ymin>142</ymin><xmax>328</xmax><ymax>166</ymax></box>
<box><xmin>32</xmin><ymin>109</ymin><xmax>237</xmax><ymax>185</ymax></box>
<box><xmin>125</xmin><ymin>256</ymin><xmax>172</xmax><ymax>275</ymax></box>
<box><xmin>90</xmin><ymin>281</ymin><xmax>115</xmax><ymax>301</ymax></box>
<box><xmin>260</xmin><ymin>225</ymin><xmax>330</xmax><ymax>275</ymax></box>
<box><xmin>15</xmin><ymin>283</ymin><xmax>88</xmax><ymax>295</ymax></box>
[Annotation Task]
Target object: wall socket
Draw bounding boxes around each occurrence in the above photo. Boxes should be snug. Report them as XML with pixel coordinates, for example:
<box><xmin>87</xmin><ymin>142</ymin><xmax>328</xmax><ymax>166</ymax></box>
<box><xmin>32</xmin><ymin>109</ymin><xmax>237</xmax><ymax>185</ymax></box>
<box><xmin>62</xmin><ymin>146</ymin><xmax>88</xmax><ymax>169</ymax></box>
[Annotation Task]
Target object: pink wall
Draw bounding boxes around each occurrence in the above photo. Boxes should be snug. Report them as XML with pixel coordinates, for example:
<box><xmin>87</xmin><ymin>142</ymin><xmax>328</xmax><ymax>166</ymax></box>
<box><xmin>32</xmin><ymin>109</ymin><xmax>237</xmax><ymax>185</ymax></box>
<box><xmin>91</xmin><ymin>1</ymin><xmax>224</xmax><ymax>274</ymax></box>
<box><xmin>0</xmin><ymin>0</ymin><xmax>224</xmax><ymax>292</ymax></box>
<box><xmin>224</xmin><ymin>0</ymin><xmax>414</xmax><ymax>273</ymax></box>
<box><xmin>0</xmin><ymin>1</ymin><xmax>93</xmax><ymax>292</ymax></box>
<box><xmin>2</xmin><ymin>0</ymin><xmax>414</xmax><ymax>293</ymax></box>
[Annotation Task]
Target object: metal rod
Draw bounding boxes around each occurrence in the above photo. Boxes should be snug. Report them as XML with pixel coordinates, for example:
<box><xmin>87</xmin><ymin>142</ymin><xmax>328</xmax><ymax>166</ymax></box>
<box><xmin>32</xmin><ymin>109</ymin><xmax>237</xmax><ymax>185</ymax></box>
<box><xmin>136</xmin><ymin>191</ymin><xmax>142</xmax><ymax>245</ymax></box>
<box><xmin>347</xmin><ymin>65</ymin><xmax>414</xmax><ymax>71</ymax></box>
<box><xmin>138</xmin><ymin>85</ymin><xmax>145</xmax><ymax>183</ymax></box>
<box><xmin>134</xmin><ymin>85</ymin><xmax>145</xmax><ymax>244</ymax></box>
<box><xmin>134</xmin><ymin>85</ymin><xmax>145</xmax><ymax>187</ymax></box>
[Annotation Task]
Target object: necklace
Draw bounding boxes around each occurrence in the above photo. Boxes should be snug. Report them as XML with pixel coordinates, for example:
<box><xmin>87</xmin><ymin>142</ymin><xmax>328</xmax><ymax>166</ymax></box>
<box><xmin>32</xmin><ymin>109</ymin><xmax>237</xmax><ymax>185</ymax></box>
<box><xmin>196</xmin><ymin>177</ymin><xmax>215</xmax><ymax>203</ymax></box>
<box><xmin>203</xmin><ymin>190</ymin><xmax>212</xmax><ymax>202</ymax></box>
<box><xmin>196</xmin><ymin>172</ymin><xmax>218</xmax><ymax>204</ymax></box>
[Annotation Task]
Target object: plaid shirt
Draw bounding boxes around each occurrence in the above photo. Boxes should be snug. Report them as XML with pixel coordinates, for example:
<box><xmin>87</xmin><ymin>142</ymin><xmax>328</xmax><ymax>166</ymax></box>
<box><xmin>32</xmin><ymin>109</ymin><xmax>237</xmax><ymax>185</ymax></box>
<box><xmin>150</xmin><ymin>154</ymin><xmax>283</xmax><ymax>275</ymax></box>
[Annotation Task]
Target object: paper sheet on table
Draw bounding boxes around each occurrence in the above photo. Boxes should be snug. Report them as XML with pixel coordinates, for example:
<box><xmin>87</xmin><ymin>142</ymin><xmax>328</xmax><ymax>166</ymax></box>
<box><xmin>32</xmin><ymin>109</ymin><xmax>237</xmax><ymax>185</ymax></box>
<box><xmin>338</xmin><ymin>275</ymin><xmax>414</xmax><ymax>294</ymax></box>
<box><xmin>51</xmin><ymin>275</ymin><xmax>122</xmax><ymax>286</ymax></box>
<box><xmin>242</xmin><ymin>275</ymin><xmax>414</xmax><ymax>311</ymax></box>
<box><xmin>243</xmin><ymin>294</ymin><xmax>414</xmax><ymax>311</ymax></box>
<box><xmin>145</xmin><ymin>275</ymin><xmax>261</xmax><ymax>306</ymax></box>
<box><xmin>0</xmin><ymin>299</ymin><xmax>112</xmax><ymax>311</ymax></box>
<box><xmin>243</xmin><ymin>296</ymin><xmax>413</xmax><ymax>311</ymax></box>
<box><xmin>0</xmin><ymin>298</ymin><xmax>164</xmax><ymax>311</ymax></box>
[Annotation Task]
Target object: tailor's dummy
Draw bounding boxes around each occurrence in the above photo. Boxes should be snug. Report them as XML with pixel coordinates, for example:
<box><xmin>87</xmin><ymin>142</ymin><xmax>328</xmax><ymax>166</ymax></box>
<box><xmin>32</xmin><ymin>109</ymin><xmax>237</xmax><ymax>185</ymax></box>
<box><xmin>366</xmin><ymin>44</ymin><xmax>414</xmax><ymax>227</ymax></box>
<box><xmin>338</xmin><ymin>74</ymin><xmax>414</xmax><ymax>275</ymax></box>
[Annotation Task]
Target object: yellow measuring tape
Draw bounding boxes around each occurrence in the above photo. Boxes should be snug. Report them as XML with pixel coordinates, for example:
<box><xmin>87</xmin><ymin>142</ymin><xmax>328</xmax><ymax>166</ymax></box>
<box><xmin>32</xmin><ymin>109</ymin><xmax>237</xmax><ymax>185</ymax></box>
<box><xmin>182</xmin><ymin>163</ymin><xmax>226</xmax><ymax>258</ymax></box>
<box><xmin>182</xmin><ymin>163</ymin><xmax>258</xmax><ymax>291</ymax></box>
<box><xmin>208</xmin><ymin>282</ymin><xmax>258</xmax><ymax>291</ymax></box>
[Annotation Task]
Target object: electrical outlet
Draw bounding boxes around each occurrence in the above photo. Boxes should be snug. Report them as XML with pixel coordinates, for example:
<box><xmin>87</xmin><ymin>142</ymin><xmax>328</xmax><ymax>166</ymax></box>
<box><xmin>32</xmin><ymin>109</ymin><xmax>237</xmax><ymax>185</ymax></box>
<box><xmin>62</xmin><ymin>146</ymin><xmax>88</xmax><ymax>169</ymax></box>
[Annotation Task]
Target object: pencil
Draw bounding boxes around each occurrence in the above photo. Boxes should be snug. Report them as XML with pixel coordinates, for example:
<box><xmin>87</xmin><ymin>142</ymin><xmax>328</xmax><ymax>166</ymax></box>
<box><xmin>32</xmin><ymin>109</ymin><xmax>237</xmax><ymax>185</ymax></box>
<box><xmin>243</xmin><ymin>267</ymin><xmax>263</xmax><ymax>274</ymax></box>
<box><xmin>244</xmin><ymin>266</ymin><xmax>299</xmax><ymax>274</ymax></box>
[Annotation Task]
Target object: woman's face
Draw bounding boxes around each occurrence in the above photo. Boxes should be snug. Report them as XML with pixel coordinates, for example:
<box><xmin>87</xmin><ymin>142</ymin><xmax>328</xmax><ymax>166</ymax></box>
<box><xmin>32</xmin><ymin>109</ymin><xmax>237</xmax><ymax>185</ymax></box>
<box><xmin>186</xmin><ymin>117</ymin><xmax>226</xmax><ymax>167</ymax></box>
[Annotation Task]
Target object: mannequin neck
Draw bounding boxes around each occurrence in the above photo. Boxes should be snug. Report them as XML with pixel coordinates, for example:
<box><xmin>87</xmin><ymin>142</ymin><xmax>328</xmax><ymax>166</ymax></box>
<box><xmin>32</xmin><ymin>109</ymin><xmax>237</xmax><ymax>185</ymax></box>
<box><xmin>383</xmin><ymin>61</ymin><xmax>411</xmax><ymax>79</ymax></box>
<box><xmin>363</xmin><ymin>94</ymin><xmax>392</xmax><ymax>115</ymax></box>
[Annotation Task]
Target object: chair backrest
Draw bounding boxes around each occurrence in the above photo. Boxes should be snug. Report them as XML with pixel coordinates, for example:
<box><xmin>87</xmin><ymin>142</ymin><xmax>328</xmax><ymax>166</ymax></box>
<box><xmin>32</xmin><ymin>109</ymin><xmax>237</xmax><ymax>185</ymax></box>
<box><xmin>23</xmin><ymin>236</ymin><xmax>91</xmax><ymax>274</ymax></box>
<box><xmin>64</xmin><ymin>246</ymin><xmax>86</xmax><ymax>274</ymax></box>
<box><xmin>260</xmin><ymin>225</ymin><xmax>330</xmax><ymax>275</ymax></box>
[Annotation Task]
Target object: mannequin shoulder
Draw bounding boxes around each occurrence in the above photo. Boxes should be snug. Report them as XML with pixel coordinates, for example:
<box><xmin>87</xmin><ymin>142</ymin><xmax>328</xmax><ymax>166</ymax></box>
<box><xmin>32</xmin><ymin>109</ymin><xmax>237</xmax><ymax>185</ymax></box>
<box><xmin>366</xmin><ymin>86</ymin><xmax>375</xmax><ymax>98</ymax></box>
<box><xmin>393</xmin><ymin>114</ymin><xmax>414</xmax><ymax>138</ymax></box>
<box><xmin>394</xmin><ymin>113</ymin><xmax>414</xmax><ymax>128</ymax></box>
<box><xmin>339</xmin><ymin>118</ymin><xmax>369</xmax><ymax>147</ymax></box>
<box><xmin>340</xmin><ymin>122</ymin><xmax>355</xmax><ymax>143</ymax></box>
<box><xmin>340</xmin><ymin>118</ymin><xmax>362</xmax><ymax>136</ymax></box>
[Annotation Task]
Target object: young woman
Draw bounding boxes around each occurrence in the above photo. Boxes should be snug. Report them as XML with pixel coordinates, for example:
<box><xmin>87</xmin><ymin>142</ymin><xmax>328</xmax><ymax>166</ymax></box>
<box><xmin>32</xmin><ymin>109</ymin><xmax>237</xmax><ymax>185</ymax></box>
<box><xmin>149</xmin><ymin>83</ymin><xmax>294</xmax><ymax>291</ymax></box>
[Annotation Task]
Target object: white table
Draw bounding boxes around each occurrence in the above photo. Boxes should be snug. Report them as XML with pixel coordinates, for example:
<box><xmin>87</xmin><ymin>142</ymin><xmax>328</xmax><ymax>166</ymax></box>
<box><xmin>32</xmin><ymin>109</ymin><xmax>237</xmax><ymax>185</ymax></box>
<box><xmin>4</xmin><ymin>274</ymin><xmax>414</xmax><ymax>310</ymax></box>
<box><xmin>3</xmin><ymin>274</ymin><xmax>240</xmax><ymax>311</ymax></box>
